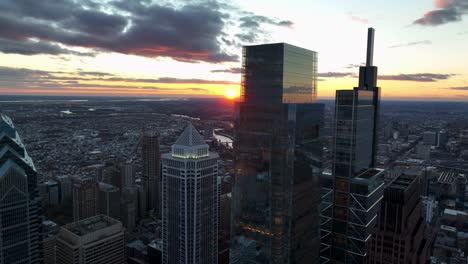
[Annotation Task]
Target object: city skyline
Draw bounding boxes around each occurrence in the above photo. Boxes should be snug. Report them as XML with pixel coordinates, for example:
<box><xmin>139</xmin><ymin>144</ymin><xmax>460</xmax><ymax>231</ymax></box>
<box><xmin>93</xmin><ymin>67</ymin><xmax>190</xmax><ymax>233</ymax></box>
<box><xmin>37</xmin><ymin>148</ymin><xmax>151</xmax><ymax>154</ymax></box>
<box><xmin>0</xmin><ymin>0</ymin><xmax>467</xmax><ymax>100</ymax></box>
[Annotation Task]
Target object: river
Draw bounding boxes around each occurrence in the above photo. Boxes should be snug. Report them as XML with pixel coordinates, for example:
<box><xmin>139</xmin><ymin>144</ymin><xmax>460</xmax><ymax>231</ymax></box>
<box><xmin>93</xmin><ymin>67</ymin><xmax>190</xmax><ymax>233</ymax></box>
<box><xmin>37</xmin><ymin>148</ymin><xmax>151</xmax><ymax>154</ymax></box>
<box><xmin>213</xmin><ymin>129</ymin><xmax>233</xmax><ymax>148</ymax></box>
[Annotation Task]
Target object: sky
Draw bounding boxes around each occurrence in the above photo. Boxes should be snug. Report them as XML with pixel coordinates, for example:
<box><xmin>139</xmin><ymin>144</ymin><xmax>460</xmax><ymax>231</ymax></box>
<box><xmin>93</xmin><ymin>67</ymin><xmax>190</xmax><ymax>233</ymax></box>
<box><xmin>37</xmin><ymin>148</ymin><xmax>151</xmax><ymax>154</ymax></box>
<box><xmin>0</xmin><ymin>0</ymin><xmax>467</xmax><ymax>100</ymax></box>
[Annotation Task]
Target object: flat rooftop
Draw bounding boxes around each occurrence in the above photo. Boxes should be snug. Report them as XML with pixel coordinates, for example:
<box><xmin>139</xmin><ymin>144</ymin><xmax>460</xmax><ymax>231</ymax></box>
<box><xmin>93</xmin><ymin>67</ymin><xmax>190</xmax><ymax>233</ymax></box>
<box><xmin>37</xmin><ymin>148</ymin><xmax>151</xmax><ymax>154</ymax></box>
<box><xmin>64</xmin><ymin>215</ymin><xmax>119</xmax><ymax>236</ymax></box>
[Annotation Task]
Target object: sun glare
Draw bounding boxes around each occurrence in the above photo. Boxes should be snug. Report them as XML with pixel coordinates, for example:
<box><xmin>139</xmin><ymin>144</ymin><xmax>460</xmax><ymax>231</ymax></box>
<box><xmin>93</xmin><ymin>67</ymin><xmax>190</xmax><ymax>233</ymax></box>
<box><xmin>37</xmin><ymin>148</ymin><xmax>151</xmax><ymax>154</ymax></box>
<box><xmin>224</xmin><ymin>89</ymin><xmax>239</xmax><ymax>100</ymax></box>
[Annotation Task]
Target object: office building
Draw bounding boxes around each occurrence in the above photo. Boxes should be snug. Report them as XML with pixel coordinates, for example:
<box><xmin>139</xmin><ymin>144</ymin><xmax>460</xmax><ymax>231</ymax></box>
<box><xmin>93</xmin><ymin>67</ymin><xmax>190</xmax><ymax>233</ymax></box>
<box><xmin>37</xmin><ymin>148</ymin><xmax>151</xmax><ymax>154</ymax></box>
<box><xmin>99</xmin><ymin>182</ymin><xmax>121</xmax><ymax>220</ymax></box>
<box><xmin>369</xmin><ymin>174</ymin><xmax>430</xmax><ymax>263</ymax></box>
<box><xmin>438</xmin><ymin>130</ymin><xmax>448</xmax><ymax>148</ymax></box>
<box><xmin>423</xmin><ymin>131</ymin><xmax>437</xmax><ymax>146</ymax></box>
<box><xmin>320</xmin><ymin>28</ymin><xmax>384</xmax><ymax>264</ymax></box>
<box><xmin>142</xmin><ymin>131</ymin><xmax>161</xmax><ymax>216</ymax></box>
<box><xmin>56</xmin><ymin>215</ymin><xmax>126</xmax><ymax>264</ymax></box>
<box><xmin>72</xmin><ymin>177</ymin><xmax>99</xmax><ymax>221</ymax></box>
<box><xmin>42</xmin><ymin>220</ymin><xmax>60</xmax><ymax>264</ymax></box>
<box><xmin>0</xmin><ymin>114</ymin><xmax>42</xmax><ymax>263</ymax></box>
<box><xmin>161</xmin><ymin>123</ymin><xmax>219</xmax><ymax>263</ymax></box>
<box><xmin>121</xmin><ymin>186</ymin><xmax>137</xmax><ymax>230</ymax></box>
<box><xmin>231</xmin><ymin>42</ymin><xmax>322</xmax><ymax>263</ymax></box>
<box><xmin>44</xmin><ymin>179</ymin><xmax>60</xmax><ymax>206</ymax></box>
<box><xmin>56</xmin><ymin>175</ymin><xmax>73</xmax><ymax>205</ymax></box>
<box><xmin>121</xmin><ymin>160</ymin><xmax>135</xmax><ymax>187</ymax></box>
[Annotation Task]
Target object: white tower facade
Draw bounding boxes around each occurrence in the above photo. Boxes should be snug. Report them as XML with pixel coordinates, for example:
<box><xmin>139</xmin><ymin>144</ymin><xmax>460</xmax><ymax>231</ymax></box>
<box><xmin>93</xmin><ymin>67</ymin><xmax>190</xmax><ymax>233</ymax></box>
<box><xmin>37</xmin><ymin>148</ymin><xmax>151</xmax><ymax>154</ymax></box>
<box><xmin>162</xmin><ymin>123</ymin><xmax>219</xmax><ymax>264</ymax></box>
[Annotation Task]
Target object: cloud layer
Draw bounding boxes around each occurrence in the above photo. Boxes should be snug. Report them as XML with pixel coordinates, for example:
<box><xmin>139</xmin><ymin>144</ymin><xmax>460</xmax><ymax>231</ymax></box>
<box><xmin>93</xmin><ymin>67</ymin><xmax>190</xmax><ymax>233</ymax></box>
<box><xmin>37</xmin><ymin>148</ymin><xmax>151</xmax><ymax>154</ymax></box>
<box><xmin>0</xmin><ymin>0</ymin><xmax>292</xmax><ymax>63</ymax></box>
<box><xmin>389</xmin><ymin>40</ymin><xmax>432</xmax><ymax>48</ymax></box>
<box><xmin>0</xmin><ymin>66</ymin><xmax>237</xmax><ymax>94</ymax></box>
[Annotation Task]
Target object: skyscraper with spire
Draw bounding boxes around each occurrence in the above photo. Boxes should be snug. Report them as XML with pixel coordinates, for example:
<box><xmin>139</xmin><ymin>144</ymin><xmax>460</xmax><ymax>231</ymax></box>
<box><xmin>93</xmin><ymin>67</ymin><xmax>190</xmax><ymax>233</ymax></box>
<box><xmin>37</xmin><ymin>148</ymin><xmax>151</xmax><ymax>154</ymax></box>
<box><xmin>161</xmin><ymin>123</ymin><xmax>219</xmax><ymax>264</ymax></box>
<box><xmin>0</xmin><ymin>114</ymin><xmax>42</xmax><ymax>263</ymax></box>
<box><xmin>320</xmin><ymin>28</ymin><xmax>385</xmax><ymax>264</ymax></box>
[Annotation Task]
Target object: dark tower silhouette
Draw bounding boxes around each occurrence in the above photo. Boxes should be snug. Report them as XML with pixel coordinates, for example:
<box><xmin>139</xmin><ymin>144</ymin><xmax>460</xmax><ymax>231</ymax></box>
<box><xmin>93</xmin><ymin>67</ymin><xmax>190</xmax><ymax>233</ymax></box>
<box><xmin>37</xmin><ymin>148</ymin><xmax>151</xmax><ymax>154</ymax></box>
<box><xmin>142</xmin><ymin>131</ymin><xmax>161</xmax><ymax>217</ymax></box>
<box><xmin>320</xmin><ymin>28</ymin><xmax>384</xmax><ymax>264</ymax></box>
<box><xmin>231</xmin><ymin>43</ymin><xmax>322</xmax><ymax>263</ymax></box>
<box><xmin>369</xmin><ymin>174</ymin><xmax>430</xmax><ymax>264</ymax></box>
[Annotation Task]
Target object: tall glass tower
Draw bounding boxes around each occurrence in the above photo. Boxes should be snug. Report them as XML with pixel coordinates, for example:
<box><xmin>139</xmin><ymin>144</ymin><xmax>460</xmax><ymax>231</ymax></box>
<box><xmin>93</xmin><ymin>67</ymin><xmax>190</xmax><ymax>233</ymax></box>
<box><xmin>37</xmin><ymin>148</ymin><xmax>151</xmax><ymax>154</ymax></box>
<box><xmin>320</xmin><ymin>28</ymin><xmax>384</xmax><ymax>264</ymax></box>
<box><xmin>0</xmin><ymin>114</ymin><xmax>42</xmax><ymax>263</ymax></box>
<box><xmin>231</xmin><ymin>43</ymin><xmax>322</xmax><ymax>263</ymax></box>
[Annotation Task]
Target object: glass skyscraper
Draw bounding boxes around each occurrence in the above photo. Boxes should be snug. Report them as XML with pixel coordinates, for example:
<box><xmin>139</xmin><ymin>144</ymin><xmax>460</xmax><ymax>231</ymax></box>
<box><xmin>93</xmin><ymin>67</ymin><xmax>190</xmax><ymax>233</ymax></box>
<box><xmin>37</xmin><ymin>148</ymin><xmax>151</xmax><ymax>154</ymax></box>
<box><xmin>320</xmin><ymin>28</ymin><xmax>384</xmax><ymax>264</ymax></box>
<box><xmin>231</xmin><ymin>43</ymin><xmax>322</xmax><ymax>263</ymax></box>
<box><xmin>0</xmin><ymin>114</ymin><xmax>42</xmax><ymax>263</ymax></box>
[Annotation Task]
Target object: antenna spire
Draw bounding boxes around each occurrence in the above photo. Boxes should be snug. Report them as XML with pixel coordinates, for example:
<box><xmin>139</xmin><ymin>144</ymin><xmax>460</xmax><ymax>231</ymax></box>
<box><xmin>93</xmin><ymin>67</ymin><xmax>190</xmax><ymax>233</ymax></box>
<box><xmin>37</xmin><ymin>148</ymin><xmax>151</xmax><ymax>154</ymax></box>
<box><xmin>366</xmin><ymin>28</ymin><xmax>375</xmax><ymax>66</ymax></box>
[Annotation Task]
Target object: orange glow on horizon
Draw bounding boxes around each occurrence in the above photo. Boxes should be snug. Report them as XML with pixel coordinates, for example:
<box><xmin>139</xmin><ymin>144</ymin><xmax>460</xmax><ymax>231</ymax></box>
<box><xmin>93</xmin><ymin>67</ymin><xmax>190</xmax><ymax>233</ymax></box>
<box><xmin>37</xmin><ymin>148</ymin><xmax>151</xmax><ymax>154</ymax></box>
<box><xmin>224</xmin><ymin>88</ymin><xmax>240</xmax><ymax>100</ymax></box>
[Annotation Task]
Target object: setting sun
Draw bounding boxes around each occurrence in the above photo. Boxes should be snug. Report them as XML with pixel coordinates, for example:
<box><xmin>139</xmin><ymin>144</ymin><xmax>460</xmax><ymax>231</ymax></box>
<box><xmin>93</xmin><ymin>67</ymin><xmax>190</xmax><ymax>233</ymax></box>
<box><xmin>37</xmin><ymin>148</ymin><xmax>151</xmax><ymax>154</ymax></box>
<box><xmin>224</xmin><ymin>88</ymin><xmax>239</xmax><ymax>100</ymax></box>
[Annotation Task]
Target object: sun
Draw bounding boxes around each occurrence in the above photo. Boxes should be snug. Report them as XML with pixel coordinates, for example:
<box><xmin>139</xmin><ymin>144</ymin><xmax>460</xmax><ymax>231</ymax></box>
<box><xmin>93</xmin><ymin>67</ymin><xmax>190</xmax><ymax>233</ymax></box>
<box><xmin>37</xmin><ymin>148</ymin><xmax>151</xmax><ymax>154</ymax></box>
<box><xmin>224</xmin><ymin>88</ymin><xmax>239</xmax><ymax>100</ymax></box>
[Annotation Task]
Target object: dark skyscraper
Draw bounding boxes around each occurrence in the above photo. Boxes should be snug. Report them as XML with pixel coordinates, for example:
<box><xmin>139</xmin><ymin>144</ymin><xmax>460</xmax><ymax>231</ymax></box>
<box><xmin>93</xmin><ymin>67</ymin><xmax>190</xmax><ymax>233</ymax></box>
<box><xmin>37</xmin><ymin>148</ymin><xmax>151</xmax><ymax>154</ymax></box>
<box><xmin>231</xmin><ymin>43</ymin><xmax>321</xmax><ymax>263</ymax></box>
<box><xmin>369</xmin><ymin>174</ymin><xmax>430</xmax><ymax>264</ymax></box>
<box><xmin>320</xmin><ymin>28</ymin><xmax>384</xmax><ymax>264</ymax></box>
<box><xmin>72</xmin><ymin>177</ymin><xmax>98</xmax><ymax>221</ymax></box>
<box><xmin>142</xmin><ymin>131</ymin><xmax>161</xmax><ymax>217</ymax></box>
<box><xmin>0</xmin><ymin>114</ymin><xmax>42</xmax><ymax>263</ymax></box>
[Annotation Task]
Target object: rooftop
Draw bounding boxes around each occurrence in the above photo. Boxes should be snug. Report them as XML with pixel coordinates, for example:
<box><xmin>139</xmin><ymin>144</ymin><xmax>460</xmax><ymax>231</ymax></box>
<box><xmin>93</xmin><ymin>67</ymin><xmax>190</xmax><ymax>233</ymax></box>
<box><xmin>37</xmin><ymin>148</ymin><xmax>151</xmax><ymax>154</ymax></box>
<box><xmin>173</xmin><ymin>123</ymin><xmax>207</xmax><ymax>147</ymax></box>
<box><xmin>64</xmin><ymin>215</ymin><xmax>119</xmax><ymax>237</ymax></box>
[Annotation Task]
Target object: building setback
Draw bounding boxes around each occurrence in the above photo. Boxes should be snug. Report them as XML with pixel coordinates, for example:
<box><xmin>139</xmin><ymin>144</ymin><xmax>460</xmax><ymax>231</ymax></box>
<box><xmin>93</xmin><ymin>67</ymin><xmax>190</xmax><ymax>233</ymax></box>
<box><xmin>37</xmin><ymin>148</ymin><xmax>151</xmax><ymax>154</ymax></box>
<box><xmin>230</xmin><ymin>42</ymin><xmax>322</xmax><ymax>263</ymax></box>
<box><xmin>0</xmin><ymin>114</ymin><xmax>42</xmax><ymax>263</ymax></box>
<box><xmin>161</xmin><ymin>123</ymin><xmax>219</xmax><ymax>264</ymax></box>
<box><xmin>320</xmin><ymin>28</ymin><xmax>384</xmax><ymax>264</ymax></box>
<box><xmin>56</xmin><ymin>214</ymin><xmax>126</xmax><ymax>264</ymax></box>
<box><xmin>369</xmin><ymin>174</ymin><xmax>430</xmax><ymax>263</ymax></box>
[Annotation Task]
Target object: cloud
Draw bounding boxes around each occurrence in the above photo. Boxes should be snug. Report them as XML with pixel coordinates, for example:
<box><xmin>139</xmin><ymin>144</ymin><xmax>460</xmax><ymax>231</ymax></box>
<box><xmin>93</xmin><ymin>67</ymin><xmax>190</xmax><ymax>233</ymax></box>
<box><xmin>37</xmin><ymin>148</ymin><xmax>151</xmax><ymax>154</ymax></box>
<box><xmin>350</xmin><ymin>15</ymin><xmax>369</xmax><ymax>24</ymax></box>
<box><xmin>0</xmin><ymin>0</ymin><xmax>233</xmax><ymax>62</ymax></box>
<box><xmin>344</xmin><ymin>64</ymin><xmax>365</xmax><ymax>69</ymax></box>
<box><xmin>413</xmin><ymin>0</ymin><xmax>468</xmax><ymax>26</ymax></box>
<box><xmin>314</xmin><ymin>71</ymin><xmax>456</xmax><ymax>82</ymax></box>
<box><xmin>211</xmin><ymin>67</ymin><xmax>242</xmax><ymax>74</ymax></box>
<box><xmin>235</xmin><ymin>13</ymin><xmax>293</xmax><ymax>43</ymax></box>
<box><xmin>0</xmin><ymin>66</ymin><xmax>238</xmax><ymax>92</ymax></box>
<box><xmin>380</xmin><ymin>73</ymin><xmax>455</xmax><ymax>82</ymax></box>
<box><xmin>317</xmin><ymin>72</ymin><xmax>355</xmax><ymax>78</ymax></box>
<box><xmin>449</xmin><ymin>86</ymin><xmax>468</xmax><ymax>90</ymax></box>
<box><xmin>389</xmin><ymin>40</ymin><xmax>432</xmax><ymax>48</ymax></box>
<box><xmin>0</xmin><ymin>0</ymin><xmax>293</xmax><ymax>63</ymax></box>
<box><xmin>0</xmin><ymin>38</ymin><xmax>95</xmax><ymax>56</ymax></box>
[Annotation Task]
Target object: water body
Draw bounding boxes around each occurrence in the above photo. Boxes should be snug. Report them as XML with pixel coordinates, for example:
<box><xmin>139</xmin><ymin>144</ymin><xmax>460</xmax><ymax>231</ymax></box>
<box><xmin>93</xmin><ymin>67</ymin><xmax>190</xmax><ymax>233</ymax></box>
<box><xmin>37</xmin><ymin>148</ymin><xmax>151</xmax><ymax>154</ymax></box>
<box><xmin>213</xmin><ymin>129</ymin><xmax>233</xmax><ymax>148</ymax></box>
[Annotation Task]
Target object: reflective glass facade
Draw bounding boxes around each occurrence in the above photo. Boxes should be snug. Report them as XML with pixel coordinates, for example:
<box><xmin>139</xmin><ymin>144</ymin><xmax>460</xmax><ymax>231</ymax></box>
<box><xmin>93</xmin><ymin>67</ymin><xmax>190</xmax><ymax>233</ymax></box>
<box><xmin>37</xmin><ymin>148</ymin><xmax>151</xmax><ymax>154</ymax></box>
<box><xmin>232</xmin><ymin>43</ymin><xmax>321</xmax><ymax>264</ymax></box>
<box><xmin>240</xmin><ymin>43</ymin><xmax>317</xmax><ymax>104</ymax></box>
<box><xmin>0</xmin><ymin>114</ymin><xmax>42</xmax><ymax>263</ymax></box>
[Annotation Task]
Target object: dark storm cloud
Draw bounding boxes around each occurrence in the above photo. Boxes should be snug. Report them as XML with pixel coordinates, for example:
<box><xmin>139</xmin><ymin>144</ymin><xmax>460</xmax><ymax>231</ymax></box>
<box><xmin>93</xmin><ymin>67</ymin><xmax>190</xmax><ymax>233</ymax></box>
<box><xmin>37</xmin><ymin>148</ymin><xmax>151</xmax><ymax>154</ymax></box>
<box><xmin>317</xmin><ymin>72</ymin><xmax>355</xmax><ymax>78</ymax></box>
<box><xmin>413</xmin><ymin>0</ymin><xmax>468</xmax><ymax>26</ymax></box>
<box><xmin>0</xmin><ymin>38</ymin><xmax>95</xmax><ymax>56</ymax></box>
<box><xmin>0</xmin><ymin>0</ymin><xmax>234</xmax><ymax>62</ymax></box>
<box><xmin>389</xmin><ymin>40</ymin><xmax>432</xmax><ymax>48</ymax></box>
<box><xmin>211</xmin><ymin>67</ymin><xmax>242</xmax><ymax>74</ymax></box>
<box><xmin>0</xmin><ymin>0</ymin><xmax>293</xmax><ymax>62</ymax></box>
<box><xmin>380</xmin><ymin>73</ymin><xmax>455</xmax><ymax>82</ymax></box>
